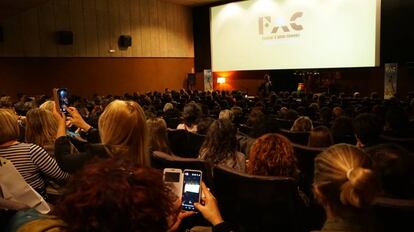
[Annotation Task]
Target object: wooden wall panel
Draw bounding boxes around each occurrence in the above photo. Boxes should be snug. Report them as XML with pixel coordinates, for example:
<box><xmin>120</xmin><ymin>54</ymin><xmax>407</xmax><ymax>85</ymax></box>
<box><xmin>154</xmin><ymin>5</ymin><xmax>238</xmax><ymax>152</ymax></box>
<box><xmin>37</xmin><ymin>1</ymin><xmax>58</xmax><ymax>56</ymax></box>
<box><xmin>82</xmin><ymin>0</ymin><xmax>99</xmax><ymax>56</ymax></box>
<box><xmin>130</xmin><ymin>0</ymin><xmax>143</xmax><ymax>56</ymax></box>
<box><xmin>69</xmin><ymin>0</ymin><xmax>86</xmax><ymax>56</ymax></box>
<box><xmin>22</xmin><ymin>8</ymin><xmax>41</xmax><ymax>56</ymax></box>
<box><xmin>0</xmin><ymin>0</ymin><xmax>194</xmax><ymax>57</ymax></box>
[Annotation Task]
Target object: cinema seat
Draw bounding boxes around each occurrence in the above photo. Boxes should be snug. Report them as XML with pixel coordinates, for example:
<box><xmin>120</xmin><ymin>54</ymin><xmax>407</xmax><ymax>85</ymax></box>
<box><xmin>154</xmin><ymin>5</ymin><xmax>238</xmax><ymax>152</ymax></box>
<box><xmin>213</xmin><ymin>165</ymin><xmax>306</xmax><ymax>232</ymax></box>
<box><xmin>279</xmin><ymin>129</ymin><xmax>310</xmax><ymax>145</ymax></box>
<box><xmin>167</xmin><ymin>129</ymin><xmax>205</xmax><ymax>158</ymax></box>
<box><xmin>374</xmin><ymin>197</ymin><xmax>414</xmax><ymax>232</ymax></box>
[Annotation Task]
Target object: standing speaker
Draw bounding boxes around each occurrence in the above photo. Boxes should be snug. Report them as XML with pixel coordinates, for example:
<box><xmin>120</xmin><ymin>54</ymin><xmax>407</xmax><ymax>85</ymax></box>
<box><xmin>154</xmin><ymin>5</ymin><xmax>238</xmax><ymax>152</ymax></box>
<box><xmin>56</xmin><ymin>31</ymin><xmax>73</xmax><ymax>45</ymax></box>
<box><xmin>118</xmin><ymin>35</ymin><xmax>132</xmax><ymax>47</ymax></box>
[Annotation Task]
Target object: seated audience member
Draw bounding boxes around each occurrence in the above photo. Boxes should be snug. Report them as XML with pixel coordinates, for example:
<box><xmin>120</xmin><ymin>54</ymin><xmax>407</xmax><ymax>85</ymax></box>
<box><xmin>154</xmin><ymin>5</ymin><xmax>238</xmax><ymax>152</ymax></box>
<box><xmin>231</xmin><ymin>106</ymin><xmax>244</xmax><ymax>126</ymax></box>
<box><xmin>25</xmin><ymin>108</ymin><xmax>58</xmax><ymax>156</ymax></box>
<box><xmin>177</xmin><ymin>102</ymin><xmax>202</xmax><ymax>133</ymax></box>
<box><xmin>147</xmin><ymin>117</ymin><xmax>172</xmax><ymax>154</ymax></box>
<box><xmin>247</xmin><ymin>133</ymin><xmax>299</xmax><ymax>178</ymax></box>
<box><xmin>365</xmin><ymin>144</ymin><xmax>414</xmax><ymax>199</ymax></box>
<box><xmin>54</xmin><ymin>100</ymin><xmax>149</xmax><ymax>173</ymax></box>
<box><xmin>353</xmin><ymin>113</ymin><xmax>383</xmax><ymax>149</ymax></box>
<box><xmin>290</xmin><ymin>116</ymin><xmax>313</xmax><ymax>132</ymax></box>
<box><xmin>199</xmin><ymin>119</ymin><xmax>245</xmax><ymax>172</ymax></box>
<box><xmin>318</xmin><ymin>107</ymin><xmax>333</xmax><ymax>126</ymax></box>
<box><xmin>218</xmin><ymin>109</ymin><xmax>234</xmax><ymax>122</ymax></box>
<box><xmin>196</xmin><ymin>117</ymin><xmax>214</xmax><ymax>135</ymax></box>
<box><xmin>313</xmin><ymin>144</ymin><xmax>380</xmax><ymax>232</ymax></box>
<box><xmin>308</xmin><ymin>126</ymin><xmax>334</xmax><ymax>148</ymax></box>
<box><xmin>163</xmin><ymin>102</ymin><xmax>180</xmax><ymax>119</ymax></box>
<box><xmin>38</xmin><ymin>100</ymin><xmax>55</xmax><ymax>112</ymax></box>
<box><xmin>0</xmin><ymin>109</ymin><xmax>69</xmax><ymax>198</ymax></box>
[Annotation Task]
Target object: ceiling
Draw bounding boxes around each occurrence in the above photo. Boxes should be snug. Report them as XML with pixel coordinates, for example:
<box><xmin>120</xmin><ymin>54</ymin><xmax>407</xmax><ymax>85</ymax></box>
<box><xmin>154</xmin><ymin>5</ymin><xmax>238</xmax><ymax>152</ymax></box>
<box><xmin>0</xmin><ymin>0</ymin><xmax>225</xmax><ymax>22</ymax></box>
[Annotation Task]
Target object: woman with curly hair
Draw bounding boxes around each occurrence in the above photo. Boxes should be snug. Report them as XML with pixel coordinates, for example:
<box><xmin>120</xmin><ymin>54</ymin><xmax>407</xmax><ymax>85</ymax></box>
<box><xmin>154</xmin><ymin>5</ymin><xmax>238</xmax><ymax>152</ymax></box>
<box><xmin>247</xmin><ymin>133</ymin><xmax>299</xmax><ymax>178</ymax></box>
<box><xmin>199</xmin><ymin>119</ymin><xmax>245</xmax><ymax>172</ymax></box>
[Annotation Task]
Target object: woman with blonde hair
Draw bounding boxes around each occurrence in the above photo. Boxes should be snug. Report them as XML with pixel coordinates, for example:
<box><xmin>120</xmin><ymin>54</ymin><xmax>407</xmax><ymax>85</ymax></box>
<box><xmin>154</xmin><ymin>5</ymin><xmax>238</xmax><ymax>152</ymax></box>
<box><xmin>313</xmin><ymin>144</ymin><xmax>380</xmax><ymax>231</ymax></box>
<box><xmin>147</xmin><ymin>117</ymin><xmax>172</xmax><ymax>154</ymax></box>
<box><xmin>55</xmin><ymin>100</ymin><xmax>149</xmax><ymax>173</ymax></box>
<box><xmin>39</xmin><ymin>100</ymin><xmax>55</xmax><ymax>112</ymax></box>
<box><xmin>0</xmin><ymin>109</ymin><xmax>69</xmax><ymax>198</ymax></box>
<box><xmin>25</xmin><ymin>108</ymin><xmax>58</xmax><ymax>156</ymax></box>
<box><xmin>290</xmin><ymin>116</ymin><xmax>313</xmax><ymax>132</ymax></box>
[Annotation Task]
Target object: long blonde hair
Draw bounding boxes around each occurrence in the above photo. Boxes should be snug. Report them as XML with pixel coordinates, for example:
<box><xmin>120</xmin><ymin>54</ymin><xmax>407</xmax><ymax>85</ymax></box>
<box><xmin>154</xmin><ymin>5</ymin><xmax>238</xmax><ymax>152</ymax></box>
<box><xmin>98</xmin><ymin>100</ymin><xmax>149</xmax><ymax>166</ymax></box>
<box><xmin>25</xmin><ymin>108</ymin><xmax>58</xmax><ymax>147</ymax></box>
<box><xmin>314</xmin><ymin>144</ymin><xmax>379</xmax><ymax>216</ymax></box>
<box><xmin>0</xmin><ymin>109</ymin><xmax>19</xmax><ymax>144</ymax></box>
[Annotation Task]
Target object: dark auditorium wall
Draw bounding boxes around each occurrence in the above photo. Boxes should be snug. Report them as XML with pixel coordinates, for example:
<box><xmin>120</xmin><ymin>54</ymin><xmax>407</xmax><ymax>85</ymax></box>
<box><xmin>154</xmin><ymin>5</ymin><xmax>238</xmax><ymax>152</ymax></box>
<box><xmin>193</xmin><ymin>0</ymin><xmax>414</xmax><ymax>97</ymax></box>
<box><xmin>0</xmin><ymin>58</ymin><xmax>194</xmax><ymax>97</ymax></box>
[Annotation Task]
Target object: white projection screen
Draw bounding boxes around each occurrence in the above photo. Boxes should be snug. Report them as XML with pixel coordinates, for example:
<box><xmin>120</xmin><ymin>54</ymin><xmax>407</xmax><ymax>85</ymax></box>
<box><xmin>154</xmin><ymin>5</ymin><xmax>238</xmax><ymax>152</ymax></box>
<box><xmin>210</xmin><ymin>0</ymin><xmax>381</xmax><ymax>71</ymax></box>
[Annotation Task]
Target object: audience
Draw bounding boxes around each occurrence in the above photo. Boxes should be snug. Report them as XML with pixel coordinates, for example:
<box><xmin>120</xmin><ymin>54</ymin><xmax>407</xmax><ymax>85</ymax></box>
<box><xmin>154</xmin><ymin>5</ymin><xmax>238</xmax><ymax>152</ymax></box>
<box><xmin>353</xmin><ymin>113</ymin><xmax>383</xmax><ymax>149</ymax></box>
<box><xmin>313</xmin><ymin>144</ymin><xmax>380</xmax><ymax>232</ymax></box>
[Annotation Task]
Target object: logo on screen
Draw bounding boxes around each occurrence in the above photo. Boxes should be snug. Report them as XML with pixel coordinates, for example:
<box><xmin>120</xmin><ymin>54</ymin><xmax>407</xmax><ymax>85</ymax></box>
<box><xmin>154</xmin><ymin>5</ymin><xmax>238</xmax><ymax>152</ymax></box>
<box><xmin>259</xmin><ymin>12</ymin><xmax>303</xmax><ymax>40</ymax></box>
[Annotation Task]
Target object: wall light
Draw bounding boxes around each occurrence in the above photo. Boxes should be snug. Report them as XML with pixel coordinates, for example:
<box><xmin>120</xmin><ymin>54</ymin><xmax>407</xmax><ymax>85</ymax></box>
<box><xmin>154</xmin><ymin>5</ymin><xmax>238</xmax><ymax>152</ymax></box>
<box><xmin>217</xmin><ymin>77</ymin><xmax>226</xmax><ymax>84</ymax></box>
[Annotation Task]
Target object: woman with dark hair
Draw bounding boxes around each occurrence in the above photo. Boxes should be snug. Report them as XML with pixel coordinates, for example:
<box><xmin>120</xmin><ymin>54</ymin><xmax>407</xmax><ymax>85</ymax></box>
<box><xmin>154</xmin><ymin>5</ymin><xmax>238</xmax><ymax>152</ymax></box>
<box><xmin>177</xmin><ymin>102</ymin><xmax>202</xmax><ymax>133</ymax></box>
<box><xmin>199</xmin><ymin>119</ymin><xmax>246</xmax><ymax>172</ymax></box>
<box><xmin>308</xmin><ymin>126</ymin><xmax>334</xmax><ymax>148</ymax></box>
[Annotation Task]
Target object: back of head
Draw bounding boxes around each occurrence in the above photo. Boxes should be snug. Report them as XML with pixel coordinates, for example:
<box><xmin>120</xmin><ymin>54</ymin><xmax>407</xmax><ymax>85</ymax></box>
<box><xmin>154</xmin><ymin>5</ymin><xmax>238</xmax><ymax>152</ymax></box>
<box><xmin>25</xmin><ymin>108</ymin><xmax>58</xmax><ymax>147</ymax></box>
<box><xmin>182</xmin><ymin>102</ymin><xmax>202</xmax><ymax>126</ymax></box>
<box><xmin>291</xmin><ymin>116</ymin><xmax>313</xmax><ymax>132</ymax></box>
<box><xmin>39</xmin><ymin>100</ymin><xmax>55</xmax><ymax>112</ymax></box>
<box><xmin>248</xmin><ymin>133</ymin><xmax>298</xmax><ymax>178</ymax></box>
<box><xmin>308</xmin><ymin>126</ymin><xmax>334</xmax><ymax>148</ymax></box>
<box><xmin>0</xmin><ymin>109</ymin><xmax>19</xmax><ymax>144</ymax></box>
<box><xmin>353</xmin><ymin>113</ymin><xmax>382</xmax><ymax>147</ymax></box>
<box><xmin>146</xmin><ymin>117</ymin><xmax>170</xmax><ymax>154</ymax></box>
<box><xmin>54</xmin><ymin>159</ymin><xmax>174</xmax><ymax>232</ymax></box>
<box><xmin>219</xmin><ymin>109</ymin><xmax>234</xmax><ymax>122</ymax></box>
<box><xmin>331</xmin><ymin>116</ymin><xmax>354</xmax><ymax>138</ymax></box>
<box><xmin>99</xmin><ymin>100</ymin><xmax>148</xmax><ymax>166</ymax></box>
<box><xmin>314</xmin><ymin>144</ymin><xmax>379</xmax><ymax>216</ymax></box>
<box><xmin>200</xmin><ymin>119</ymin><xmax>237</xmax><ymax>164</ymax></box>
<box><xmin>196</xmin><ymin>117</ymin><xmax>214</xmax><ymax>135</ymax></box>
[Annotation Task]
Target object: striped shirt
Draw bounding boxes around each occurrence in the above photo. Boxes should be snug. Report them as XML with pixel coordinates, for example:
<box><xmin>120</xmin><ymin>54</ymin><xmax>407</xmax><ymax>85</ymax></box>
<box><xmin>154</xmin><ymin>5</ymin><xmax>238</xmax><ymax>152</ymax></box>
<box><xmin>0</xmin><ymin>142</ymin><xmax>69</xmax><ymax>194</ymax></box>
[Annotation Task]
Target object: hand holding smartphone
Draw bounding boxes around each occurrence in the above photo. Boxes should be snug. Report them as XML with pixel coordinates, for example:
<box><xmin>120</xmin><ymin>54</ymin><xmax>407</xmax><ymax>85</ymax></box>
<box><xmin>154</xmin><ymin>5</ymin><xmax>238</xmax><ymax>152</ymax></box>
<box><xmin>181</xmin><ymin>169</ymin><xmax>202</xmax><ymax>211</ymax></box>
<box><xmin>53</xmin><ymin>88</ymin><xmax>70</xmax><ymax>116</ymax></box>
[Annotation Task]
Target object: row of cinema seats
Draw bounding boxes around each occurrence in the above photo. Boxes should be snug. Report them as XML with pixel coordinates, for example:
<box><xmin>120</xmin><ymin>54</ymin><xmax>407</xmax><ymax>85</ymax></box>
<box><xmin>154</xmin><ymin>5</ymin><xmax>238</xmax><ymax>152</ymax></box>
<box><xmin>151</xmin><ymin>151</ymin><xmax>414</xmax><ymax>232</ymax></box>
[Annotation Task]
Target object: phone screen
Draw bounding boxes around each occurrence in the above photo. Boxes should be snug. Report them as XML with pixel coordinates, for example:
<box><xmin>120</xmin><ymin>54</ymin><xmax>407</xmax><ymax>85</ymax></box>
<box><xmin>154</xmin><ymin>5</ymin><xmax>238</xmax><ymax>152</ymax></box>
<box><xmin>57</xmin><ymin>88</ymin><xmax>69</xmax><ymax>115</ymax></box>
<box><xmin>182</xmin><ymin>170</ymin><xmax>202</xmax><ymax>211</ymax></box>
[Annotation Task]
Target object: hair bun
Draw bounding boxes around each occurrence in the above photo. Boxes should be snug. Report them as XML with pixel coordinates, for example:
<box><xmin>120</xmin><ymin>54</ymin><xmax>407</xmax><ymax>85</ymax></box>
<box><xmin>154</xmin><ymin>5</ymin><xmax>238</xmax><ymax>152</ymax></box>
<box><xmin>340</xmin><ymin>167</ymin><xmax>378</xmax><ymax>208</ymax></box>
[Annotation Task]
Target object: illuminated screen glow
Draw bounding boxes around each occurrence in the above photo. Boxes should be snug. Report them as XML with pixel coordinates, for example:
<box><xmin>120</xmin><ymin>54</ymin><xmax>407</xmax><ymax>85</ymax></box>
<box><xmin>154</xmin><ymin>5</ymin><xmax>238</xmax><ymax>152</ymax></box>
<box><xmin>210</xmin><ymin>0</ymin><xmax>381</xmax><ymax>71</ymax></box>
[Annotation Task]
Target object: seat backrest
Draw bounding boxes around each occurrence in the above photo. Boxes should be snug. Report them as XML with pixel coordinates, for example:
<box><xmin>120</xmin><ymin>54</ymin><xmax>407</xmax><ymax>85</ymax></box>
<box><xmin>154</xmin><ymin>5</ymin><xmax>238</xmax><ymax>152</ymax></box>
<box><xmin>165</xmin><ymin>117</ymin><xmax>181</xmax><ymax>129</ymax></box>
<box><xmin>275</xmin><ymin>118</ymin><xmax>294</xmax><ymax>129</ymax></box>
<box><xmin>374</xmin><ymin>197</ymin><xmax>414</xmax><ymax>231</ymax></box>
<box><xmin>380</xmin><ymin>135</ymin><xmax>414</xmax><ymax>152</ymax></box>
<box><xmin>150</xmin><ymin>151</ymin><xmax>213</xmax><ymax>189</ymax></box>
<box><xmin>279</xmin><ymin>129</ymin><xmax>310</xmax><ymax>145</ymax></box>
<box><xmin>213</xmin><ymin>165</ymin><xmax>306</xmax><ymax>232</ymax></box>
<box><xmin>293</xmin><ymin>143</ymin><xmax>325</xmax><ymax>196</ymax></box>
<box><xmin>167</xmin><ymin>129</ymin><xmax>205</xmax><ymax>158</ymax></box>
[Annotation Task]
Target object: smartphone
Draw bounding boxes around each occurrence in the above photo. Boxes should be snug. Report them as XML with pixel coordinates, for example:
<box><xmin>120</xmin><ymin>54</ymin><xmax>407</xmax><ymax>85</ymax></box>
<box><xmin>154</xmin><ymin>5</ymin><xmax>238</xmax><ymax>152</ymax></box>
<box><xmin>163</xmin><ymin>168</ymin><xmax>183</xmax><ymax>199</ymax></box>
<box><xmin>53</xmin><ymin>88</ymin><xmax>70</xmax><ymax>116</ymax></box>
<box><xmin>182</xmin><ymin>169</ymin><xmax>202</xmax><ymax>211</ymax></box>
